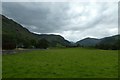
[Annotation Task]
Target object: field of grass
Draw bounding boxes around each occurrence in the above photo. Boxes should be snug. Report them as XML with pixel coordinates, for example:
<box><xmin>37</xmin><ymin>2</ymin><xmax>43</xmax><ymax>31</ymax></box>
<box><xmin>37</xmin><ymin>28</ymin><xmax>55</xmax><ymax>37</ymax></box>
<box><xmin>2</xmin><ymin>48</ymin><xmax>118</xmax><ymax>78</ymax></box>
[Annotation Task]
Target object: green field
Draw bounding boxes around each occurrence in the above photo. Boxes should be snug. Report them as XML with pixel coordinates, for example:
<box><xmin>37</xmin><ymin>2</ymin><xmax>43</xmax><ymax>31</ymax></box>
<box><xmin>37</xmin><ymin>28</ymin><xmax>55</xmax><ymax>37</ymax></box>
<box><xmin>2</xmin><ymin>48</ymin><xmax>118</xmax><ymax>78</ymax></box>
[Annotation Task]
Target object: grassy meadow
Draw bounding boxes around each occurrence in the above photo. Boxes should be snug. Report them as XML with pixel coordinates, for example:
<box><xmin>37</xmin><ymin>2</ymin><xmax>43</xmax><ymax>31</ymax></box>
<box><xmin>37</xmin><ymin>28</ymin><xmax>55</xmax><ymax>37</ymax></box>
<box><xmin>2</xmin><ymin>48</ymin><xmax>118</xmax><ymax>78</ymax></box>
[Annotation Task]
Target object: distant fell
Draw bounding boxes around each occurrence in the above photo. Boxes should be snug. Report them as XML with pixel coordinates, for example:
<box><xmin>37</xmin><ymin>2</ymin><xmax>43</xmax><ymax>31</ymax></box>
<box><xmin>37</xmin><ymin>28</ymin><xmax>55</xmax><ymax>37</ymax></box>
<box><xmin>76</xmin><ymin>35</ymin><xmax>120</xmax><ymax>50</ymax></box>
<box><xmin>76</xmin><ymin>37</ymin><xmax>101</xmax><ymax>47</ymax></box>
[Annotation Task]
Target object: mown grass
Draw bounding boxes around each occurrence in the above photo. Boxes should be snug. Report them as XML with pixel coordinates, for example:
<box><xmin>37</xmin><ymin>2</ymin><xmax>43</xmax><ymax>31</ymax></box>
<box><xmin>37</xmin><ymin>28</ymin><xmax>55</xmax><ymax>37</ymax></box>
<box><xmin>2</xmin><ymin>48</ymin><xmax>118</xmax><ymax>78</ymax></box>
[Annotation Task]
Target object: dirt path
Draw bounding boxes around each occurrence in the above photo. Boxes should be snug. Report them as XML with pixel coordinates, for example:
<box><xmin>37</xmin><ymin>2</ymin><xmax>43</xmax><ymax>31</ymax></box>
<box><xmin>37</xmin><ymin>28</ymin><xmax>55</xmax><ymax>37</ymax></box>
<box><xmin>2</xmin><ymin>49</ymin><xmax>45</xmax><ymax>54</ymax></box>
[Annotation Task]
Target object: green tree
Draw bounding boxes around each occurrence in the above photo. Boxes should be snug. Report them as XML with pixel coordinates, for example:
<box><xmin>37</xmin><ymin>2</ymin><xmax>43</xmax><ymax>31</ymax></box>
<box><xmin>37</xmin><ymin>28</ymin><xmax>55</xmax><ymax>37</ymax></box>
<box><xmin>36</xmin><ymin>38</ymin><xmax>49</xmax><ymax>49</ymax></box>
<box><xmin>2</xmin><ymin>34</ymin><xmax>16</xmax><ymax>50</ymax></box>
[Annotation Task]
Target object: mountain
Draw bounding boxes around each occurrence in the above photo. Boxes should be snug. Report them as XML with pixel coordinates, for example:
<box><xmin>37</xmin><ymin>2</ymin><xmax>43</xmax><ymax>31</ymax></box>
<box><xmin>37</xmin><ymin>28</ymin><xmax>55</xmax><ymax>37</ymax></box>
<box><xmin>37</xmin><ymin>34</ymin><xmax>70</xmax><ymax>47</ymax></box>
<box><xmin>76</xmin><ymin>37</ymin><xmax>101</xmax><ymax>47</ymax></box>
<box><xmin>99</xmin><ymin>35</ymin><xmax>120</xmax><ymax>45</ymax></box>
<box><xmin>76</xmin><ymin>35</ymin><xmax>120</xmax><ymax>50</ymax></box>
<box><xmin>96</xmin><ymin>35</ymin><xmax>120</xmax><ymax>50</ymax></box>
<box><xmin>2</xmin><ymin>15</ymin><xmax>70</xmax><ymax>49</ymax></box>
<box><xmin>2</xmin><ymin>14</ymin><xmax>119</xmax><ymax>50</ymax></box>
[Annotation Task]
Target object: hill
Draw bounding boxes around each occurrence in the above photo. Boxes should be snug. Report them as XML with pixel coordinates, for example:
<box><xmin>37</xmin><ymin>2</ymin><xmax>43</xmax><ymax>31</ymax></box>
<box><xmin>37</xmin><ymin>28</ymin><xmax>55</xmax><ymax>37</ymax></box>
<box><xmin>76</xmin><ymin>37</ymin><xmax>101</xmax><ymax>47</ymax></box>
<box><xmin>2</xmin><ymin>14</ymin><xmax>119</xmax><ymax>50</ymax></box>
<box><xmin>37</xmin><ymin>34</ymin><xmax>70</xmax><ymax>47</ymax></box>
<box><xmin>2</xmin><ymin>15</ymin><xmax>70</xmax><ymax>49</ymax></box>
<box><xmin>96</xmin><ymin>35</ymin><xmax>120</xmax><ymax>50</ymax></box>
<box><xmin>99</xmin><ymin>35</ymin><xmax>119</xmax><ymax>45</ymax></box>
<box><xmin>76</xmin><ymin>35</ymin><xmax>120</xmax><ymax>50</ymax></box>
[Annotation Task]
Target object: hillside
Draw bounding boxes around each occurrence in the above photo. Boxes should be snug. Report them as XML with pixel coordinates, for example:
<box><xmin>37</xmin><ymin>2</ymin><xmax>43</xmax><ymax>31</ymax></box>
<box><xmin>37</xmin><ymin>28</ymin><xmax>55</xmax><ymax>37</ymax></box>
<box><xmin>76</xmin><ymin>35</ymin><xmax>120</xmax><ymax>50</ymax></box>
<box><xmin>76</xmin><ymin>37</ymin><xmax>101</xmax><ymax>47</ymax></box>
<box><xmin>2</xmin><ymin>15</ymin><xmax>70</xmax><ymax>49</ymax></box>
<box><xmin>96</xmin><ymin>35</ymin><xmax>120</xmax><ymax>50</ymax></box>
<box><xmin>99</xmin><ymin>35</ymin><xmax>120</xmax><ymax>45</ymax></box>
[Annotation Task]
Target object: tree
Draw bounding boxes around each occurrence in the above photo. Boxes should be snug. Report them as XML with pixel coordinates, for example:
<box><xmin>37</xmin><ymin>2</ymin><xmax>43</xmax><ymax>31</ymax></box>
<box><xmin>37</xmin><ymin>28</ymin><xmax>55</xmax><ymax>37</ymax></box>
<box><xmin>2</xmin><ymin>34</ymin><xmax>16</xmax><ymax>50</ymax></box>
<box><xmin>76</xmin><ymin>44</ymin><xmax>81</xmax><ymax>47</ymax></box>
<box><xmin>36</xmin><ymin>38</ymin><xmax>49</xmax><ymax>49</ymax></box>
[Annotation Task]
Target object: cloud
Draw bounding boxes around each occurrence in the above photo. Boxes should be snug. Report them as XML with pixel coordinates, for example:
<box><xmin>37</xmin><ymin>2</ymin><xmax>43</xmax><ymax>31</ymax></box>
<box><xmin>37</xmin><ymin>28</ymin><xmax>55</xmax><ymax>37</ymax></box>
<box><xmin>2</xmin><ymin>0</ymin><xmax>119</xmax><ymax>2</ymax></box>
<box><xmin>2</xmin><ymin>2</ymin><xmax>118</xmax><ymax>42</ymax></box>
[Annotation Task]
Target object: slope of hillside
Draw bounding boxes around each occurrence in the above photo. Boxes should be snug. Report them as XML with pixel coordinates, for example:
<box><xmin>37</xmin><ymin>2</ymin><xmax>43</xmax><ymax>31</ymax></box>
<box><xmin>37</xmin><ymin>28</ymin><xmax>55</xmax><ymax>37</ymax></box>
<box><xmin>76</xmin><ymin>35</ymin><xmax>120</xmax><ymax>50</ymax></box>
<box><xmin>99</xmin><ymin>35</ymin><xmax>120</xmax><ymax>45</ymax></box>
<box><xmin>2</xmin><ymin>15</ymin><xmax>37</xmax><ymax>49</ymax></box>
<box><xmin>2</xmin><ymin>15</ymin><xmax>70</xmax><ymax>49</ymax></box>
<box><xmin>76</xmin><ymin>37</ymin><xmax>101</xmax><ymax>47</ymax></box>
<box><xmin>2</xmin><ymin>15</ymin><xmax>38</xmax><ymax>38</ymax></box>
<box><xmin>96</xmin><ymin>35</ymin><xmax>120</xmax><ymax>50</ymax></box>
<box><xmin>38</xmin><ymin>34</ymin><xmax>70</xmax><ymax>47</ymax></box>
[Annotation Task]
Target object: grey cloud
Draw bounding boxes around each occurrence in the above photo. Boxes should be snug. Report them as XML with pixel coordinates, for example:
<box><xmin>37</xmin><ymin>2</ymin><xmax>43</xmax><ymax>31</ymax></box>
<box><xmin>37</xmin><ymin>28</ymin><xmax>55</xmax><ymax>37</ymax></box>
<box><xmin>2</xmin><ymin>2</ymin><xmax>70</xmax><ymax>33</ymax></box>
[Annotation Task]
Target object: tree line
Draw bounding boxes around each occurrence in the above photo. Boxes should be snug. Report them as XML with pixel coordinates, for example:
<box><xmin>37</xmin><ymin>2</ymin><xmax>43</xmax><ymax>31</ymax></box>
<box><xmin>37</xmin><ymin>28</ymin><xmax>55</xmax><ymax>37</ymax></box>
<box><xmin>2</xmin><ymin>34</ymin><xmax>49</xmax><ymax>50</ymax></box>
<box><xmin>95</xmin><ymin>40</ymin><xmax>120</xmax><ymax>50</ymax></box>
<box><xmin>2</xmin><ymin>34</ymin><xmax>120</xmax><ymax>50</ymax></box>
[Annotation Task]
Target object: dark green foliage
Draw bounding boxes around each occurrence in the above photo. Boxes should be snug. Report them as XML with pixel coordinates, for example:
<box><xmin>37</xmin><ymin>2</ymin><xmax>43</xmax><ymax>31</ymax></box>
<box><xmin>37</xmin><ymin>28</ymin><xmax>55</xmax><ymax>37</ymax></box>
<box><xmin>76</xmin><ymin>35</ymin><xmax>120</xmax><ymax>50</ymax></box>
<box><xmin>38</xmin><ymin>34</ymin><xmax>71</xmax><ymax>47</ymax></box>
<box><xmin>2</xmin><ymin>34</ymin><xmax>16</xmax><ymax>50</ymax></box>
<box><xmin>2</xmin><ymin>15</ymin><xmax>38</xmax><ymax>49</ymax></box>
<box><xmin>95</xmin><ymin>35</ymin><xmax>120</xmax><ymax>50</ymax></box>
<box><xmin>36</xmin><ymin>38</ymin><xmax>49</xmax><ymax>49</ymax></box>
<box><xmin>2</xmin><ymin>42</ymin><xmax>16</xmax><ymax>50</ymax></box>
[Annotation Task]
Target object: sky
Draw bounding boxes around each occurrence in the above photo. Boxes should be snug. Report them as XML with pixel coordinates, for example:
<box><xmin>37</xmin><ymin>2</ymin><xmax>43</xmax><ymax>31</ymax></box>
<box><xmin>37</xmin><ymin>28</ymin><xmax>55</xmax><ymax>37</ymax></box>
<box><xmin>2</xmin><ymin>1</ymin><xmax>118</xmax><ymax>42</ymax></box>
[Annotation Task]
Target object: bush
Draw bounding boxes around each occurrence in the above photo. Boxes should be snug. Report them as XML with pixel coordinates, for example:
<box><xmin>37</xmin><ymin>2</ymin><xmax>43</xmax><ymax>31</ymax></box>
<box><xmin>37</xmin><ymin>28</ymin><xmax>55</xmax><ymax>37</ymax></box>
<box><xmin>2</xmin><ymin>42</ymin><xmax>16</xmax><ymax>50</ymax></box>
<box><xmin>36</xmin><ymin>38</ymin><xmax>49</xmax><ymax>49</ymax></box>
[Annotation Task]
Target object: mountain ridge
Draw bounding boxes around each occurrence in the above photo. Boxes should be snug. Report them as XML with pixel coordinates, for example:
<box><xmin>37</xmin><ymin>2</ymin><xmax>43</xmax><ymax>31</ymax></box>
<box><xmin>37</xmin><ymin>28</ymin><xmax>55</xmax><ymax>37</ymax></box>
<box><xmin>76</xmin><ymin>37</ymin><xmax>101</xmax><ymax>47</ymax></box>
<box><xmin>2</xmin><ymin>14</ymin><xmax>119</xmax><ymax>50</ymax></box>
<box><xmin>2</xmin><ymin>14</ymin><xmax>71</xmax><ymax>49</ymax></box>
<box><xmin>76</xmin><ymin>34</ymin><xmax>120</xmax><ymax>49</ymax></box>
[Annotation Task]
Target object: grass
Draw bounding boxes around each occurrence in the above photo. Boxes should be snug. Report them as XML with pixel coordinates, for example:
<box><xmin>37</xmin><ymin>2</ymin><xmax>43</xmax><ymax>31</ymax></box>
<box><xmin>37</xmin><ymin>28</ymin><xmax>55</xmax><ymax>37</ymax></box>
<box><xmin>2</xmin><ymin>48</ymin><xmax>118</xmax><ymax>78</ymax></box>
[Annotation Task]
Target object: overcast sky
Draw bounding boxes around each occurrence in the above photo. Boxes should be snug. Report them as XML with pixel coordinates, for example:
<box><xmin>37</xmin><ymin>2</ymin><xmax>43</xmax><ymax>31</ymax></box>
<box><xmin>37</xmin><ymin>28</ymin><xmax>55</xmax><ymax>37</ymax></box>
<box><xmin>2</xmin><ymin>2</ymin><xmax>118</xmax><ymax>42</ymax></box>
